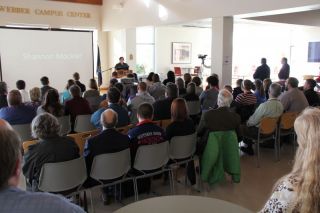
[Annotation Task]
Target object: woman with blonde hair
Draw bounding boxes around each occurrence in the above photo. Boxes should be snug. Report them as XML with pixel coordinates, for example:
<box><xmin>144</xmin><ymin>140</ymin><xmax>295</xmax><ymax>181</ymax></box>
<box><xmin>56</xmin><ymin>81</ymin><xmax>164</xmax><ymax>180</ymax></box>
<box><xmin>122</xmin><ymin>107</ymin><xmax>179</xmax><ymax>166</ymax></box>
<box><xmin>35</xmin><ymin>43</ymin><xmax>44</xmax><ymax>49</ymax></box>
<box><xmin>261</xmin><ymin>107</ymin><xmax>320</xmax><ymax>212</ymax></box>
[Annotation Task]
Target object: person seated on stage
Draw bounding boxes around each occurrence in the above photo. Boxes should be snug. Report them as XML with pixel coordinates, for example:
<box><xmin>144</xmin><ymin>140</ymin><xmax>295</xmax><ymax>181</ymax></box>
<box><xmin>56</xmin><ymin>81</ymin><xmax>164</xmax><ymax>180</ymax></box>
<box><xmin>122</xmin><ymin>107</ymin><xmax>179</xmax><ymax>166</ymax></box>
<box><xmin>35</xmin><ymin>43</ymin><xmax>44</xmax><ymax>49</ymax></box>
<box><xmin>153</xmin><ymin>83</ymin><xmax>178</xmax><ymax>121</ymax></box>
<box><xmin>91</xmin><ymin>87</ymin><xmax>129</xmax><ymax>129</ymax></box>
<box><xmin>303</xmin><ymin>79</ymin><xmax>320</xmax><ymax>107</ymax></box>
<box><xmin>26</xmin><ymin>87</ymin><xmax>41</xmax><ymax>109</ymax></box>
<box><xmin>192</xmin><ymin>76</ymin><xmax>203</xmax><ymax>96</ymax></box>
<box><xmin>184</xmin><ymin>83</ymin><xmax>199</xmax><ymax>102</ymax></box>
<box><xmin>233</xmin><ymin>79</ymin><xmax>243</xmax><ymax>100</ymax></box>
<box><xmin>176</xmin><ymin>77</ymin><xmax>186</xmax><ymax>97</ymax></box>
<box><xmin>184</xmin><ymin>73</ymin><xmax>192</xmax><ymax>88</ymax></box>
<box><xmin>280</xmin><ymin>77</ymin><xmax>309</xmax><ymax>112</ymax></box>
<box><xmin>0</xmin><ymin>82</ymin><xmax>8</xmax><ymax>109</ymax></box>
<box><xmin>115</xmin><ymin>56</ymin><xmax>129</xmax><ymax>71</ymax></box>
<box><xmin>23</xmin><ymin>113</ymin><xmax>79</xmax><ymax>191</ymax></box>
<box><xmin>127</xmin><ymin>82</ymin><xmax>155</xmax><ymax>124</ymax></box>
<box><xmin>0</xmin><ymin>90</ymin><xmax>36</xmax><ymax>125</ymax></box>
<box><xmin>197</xmin><ymin>89</ymin><xmax>241</xmax><ymax>155</ymax></box>
<box><xmin>148</xmin><ymin>74</ymin><xmax>166</xmax><ymax>101</ymax></box>
<box><xmin>261</xmin><ymin>108</ymin><xmax>320</xmax><ymax>213</ymax></box>
<box><xmin>0</xmin><ymin>120</ymin><xmax>84</xmax><ymax>213</ymax></box>
<box><xmin>61</xmin><ymin>79</ymin><xmax>75</xmax><ymax>105</ymax></box>
<box><xmin>73</xmin><ymin>72</ymin><xmax>86</xmax><ymax>93</ymax></box>
<box><xmin>40</xmin><ymin>76</ymin><xmax>54</xmax><ymax>101</ymax></box>
<box><xmin>163</xmin><ymin>70</ymin><xmax>175</xmax><ymax>86</ymax></box>
<box><xmin>199</xmin><ymin>75</ymin><xmax>219</xmax><ymax>111</ymax></box>
<box><xmin>128</xmin><ymin>103</ymin><xmax>166</xmax><ymax>159</ymax></box>
<box><xmin>16</xmin><ymin>80</ymin><xmax>30</xmax><ymax>103</ymax></box>
<box><xmin>254</xmin><ymin>79</ymin><xmax>266</xmax><ymax>105</ymax></box>
<box><xmin>37</xmin><ymin>89</ymin><xmax>64</xmax><ymax>117</ymax></box>
<box><xmin>65</xmin><ymin>85</ymin><xmax>91</xmax><ymax>131</ymax></box>
<box><xmin>240</xmin><ymin>83</ymin><xmax>283</xmax><ymax>155</ymax></box>
<box><xmin>84</xmin><ymin>109</ymin><xmax>129</xmax><ymax>187</ymax></box>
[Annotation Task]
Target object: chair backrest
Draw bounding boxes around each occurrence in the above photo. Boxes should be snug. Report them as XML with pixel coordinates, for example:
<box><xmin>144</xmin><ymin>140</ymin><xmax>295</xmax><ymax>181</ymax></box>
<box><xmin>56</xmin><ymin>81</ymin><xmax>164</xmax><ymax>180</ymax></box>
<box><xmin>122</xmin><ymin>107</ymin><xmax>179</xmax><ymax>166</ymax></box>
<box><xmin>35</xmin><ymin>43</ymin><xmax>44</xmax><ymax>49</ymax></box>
<box><xmin>187</xmin><ymin>101</ymin><xmax>201</xmax><ymax>116</ymax></box>
<box><xmin>134</xmin><ymin>141</ymin><xmax>169</xmax><ymax>171</ymax></box>
<box><xmin>90</xmin><ymin>149</ymin><xmax>131</xmax><ymax>180</ymax></box>
<box><xmin>169</xmin><ymin>133</ymin><xmax>196</xmax><ymax>159</ymax></box>
<box><xmin>161</xmin><ymin>119</ymin><xmax>172</xmax><ymax>129</ymax></box>
<box><xmin>68</xmin><ymin>129</ymin><xmax>100</xmax><ymax>154</ymax></box>
<box><xmin>154</xmin><ymin>120</ymin><xmax>161</xmax><ymax>127</ymax></box>
<box><xmin>116</xmin><ymin>124</ymin><xmax>134</xmax><ymax>135</ymax></box>
<box><xmin>280</xmin><ymin>112</ymin><xmax>298</xmax><ymax>130</ymax></box>
<box><xmin>12</xmin><ymin>123</ymin><xmax>32</xmax><ymax>141</ymax></box>
<box><xmin>260</xmin><ymin>117</ymin><xmax>279</xmax><ymax>135</ymax></box>
<box><xmin>74</xmin><ymin>114</ymin><xmax>96</xmax><ymax>133</ymax></box>
<box><xmin>22</xmin><ymin>140</ymin><xmax>38</xmax><ymax>154</ymax></box>
<box><xmin>174</xmin><ymin>67</ymin><xmax>182</xmax><ymax>76</ymax></box>
<box><xmin>38</xmin><ymin>157</ymin><xmax>87</xmax><ymax>193</ymax></box>
<box><xmin>57</xmin><ymin>115</ymin><xmax>71</xmax><ymax>136</ymax></box>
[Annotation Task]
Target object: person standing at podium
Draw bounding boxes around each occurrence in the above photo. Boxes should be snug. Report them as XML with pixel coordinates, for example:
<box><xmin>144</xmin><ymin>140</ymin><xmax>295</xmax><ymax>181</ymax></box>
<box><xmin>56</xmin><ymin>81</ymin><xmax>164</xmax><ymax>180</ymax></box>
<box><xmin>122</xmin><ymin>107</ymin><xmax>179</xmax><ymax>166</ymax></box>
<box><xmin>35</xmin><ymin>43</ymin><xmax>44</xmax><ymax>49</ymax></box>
<box><xmin>115</xmin><ymin>57</ymin><xmax>129</xmax><ymax>70</ymax></box>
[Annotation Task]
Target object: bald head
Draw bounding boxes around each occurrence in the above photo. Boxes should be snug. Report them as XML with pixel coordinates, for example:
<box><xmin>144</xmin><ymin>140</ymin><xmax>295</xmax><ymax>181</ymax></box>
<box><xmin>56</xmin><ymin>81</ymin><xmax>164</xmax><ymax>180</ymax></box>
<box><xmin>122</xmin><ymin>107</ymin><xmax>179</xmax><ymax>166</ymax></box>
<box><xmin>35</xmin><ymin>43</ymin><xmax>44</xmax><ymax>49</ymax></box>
<box><xmin>7</xmin><ymin>90</ymin><xmax>22</xmax><ymax>106</ymax></box>
<box><xmin>100</xmin><ymin>109</ymin><xmax>118</xmax><ymax>129</ymax></box>
<box><xmin>0</xmin><ymin>119</ymin><xmax>12</xmax><ymax>130</ymax></box>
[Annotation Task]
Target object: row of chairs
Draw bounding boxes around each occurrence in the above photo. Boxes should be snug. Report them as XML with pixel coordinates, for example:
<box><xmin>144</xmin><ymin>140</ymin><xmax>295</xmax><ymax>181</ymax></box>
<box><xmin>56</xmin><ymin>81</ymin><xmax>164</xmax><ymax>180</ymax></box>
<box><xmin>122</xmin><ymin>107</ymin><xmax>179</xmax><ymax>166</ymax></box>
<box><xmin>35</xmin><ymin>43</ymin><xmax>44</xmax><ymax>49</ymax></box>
<box><xmin>35</xmin><ymin>133</ymin><xmax>198</xmax><ymax>212</ymax></box>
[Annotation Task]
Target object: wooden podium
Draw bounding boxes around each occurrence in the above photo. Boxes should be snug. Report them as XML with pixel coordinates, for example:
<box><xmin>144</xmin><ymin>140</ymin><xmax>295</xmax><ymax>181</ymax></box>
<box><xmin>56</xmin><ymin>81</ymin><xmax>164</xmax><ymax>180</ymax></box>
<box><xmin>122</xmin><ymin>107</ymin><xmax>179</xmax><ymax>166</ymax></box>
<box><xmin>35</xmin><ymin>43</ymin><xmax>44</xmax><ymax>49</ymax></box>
<box><xmin>116</xmin><ymin>69</ymin><xmax>132</xmax><ymax>78</ymax></box>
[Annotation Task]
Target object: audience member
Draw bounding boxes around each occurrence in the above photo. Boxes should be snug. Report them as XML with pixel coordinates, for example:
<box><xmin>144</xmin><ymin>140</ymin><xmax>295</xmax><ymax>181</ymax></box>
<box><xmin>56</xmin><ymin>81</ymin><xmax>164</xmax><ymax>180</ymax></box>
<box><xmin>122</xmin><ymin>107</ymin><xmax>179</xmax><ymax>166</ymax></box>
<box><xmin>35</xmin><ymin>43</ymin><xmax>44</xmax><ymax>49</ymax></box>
<box><xmin>254</xmin><ymin>79</ymin><xmax>266</xmax><ymax>105</ymax></box>
<box><xmin>197</xmin><ymin>89</ymin><xmax>241</xmax><ymax>154</ymax></box>
<box><xmin>65</xmin><ymin>85</ymin><xmax>91</xmax><ymax>130</ymax></box>
<box><xmin>235</xmin><ymin>79</ymin><xmax>257</xmax><ymax>106</ymax></box>
<box><xmin>0</xmin><ymin>90</ymin><xmax>36</xmax><ymax>125</ymax></box>
<box><xmin>263</xmin><ymin>78</ymin><xmax>272</xmax><ymax>100</ymax></box>
<box><xmin>303</xmin><ymin>79</ymin><xmax>320</xmax><ymax>106</ymax></box>
<box><xmin>253</xmin><ymin>58</ymin><xmax>270</xmax><ymax>81</ymax></box>
<box><xmin>61</xmin><ymin>79</ymin><xmax>75</xmax><ymax>104</ymax></box>
<box><xmin>37</xmin><ymin>89</ymin><xmax>64</xmax><ymax>117</ymax></box>
<box><xmin>16</xmin><ymin>80</ymin><xmax>30</xmax><ymax>103</ymax></box>
<box><xmin>176</xmin><ymin>77</ymin><xmax>186</xmax><ymax>96</ymax></box>
<box><xmin>84</xmin><ymin>109</ymin><xmax>129</xmax><ymax>186</ymax></box>
<box><xmin>0</xmin><ymin>120</ymin><xmax>84</xmax><ymax>213</ymax></box>
<box><xmin>0</xmin><ymin>82</ymin><xmax>8</xmax><ymax>109</ymax></box>
<box><xmin>224</xmin><ymin>85</ymin><xmax>233</xmax><ymax>94</ymax></box>
<box><xmin>233</xmin><ymin>79</ymin><xmax>243</xmax><ymax>99</ymax></box>
<box><xmin>148</xmin><ymin>74</ymin><xmax>166</xmax><ymax>101</ymax></box>
<box><xmin>280</xmin><ymin>77</ymin><xmax>308</xmax><ymax>112</ymax></box>
<box><xmin>40</xmin><ymin>76</ymin><xmax>54</xmax><ymax>101</ymax></box>
<box><xmin>26</xmin><ymin>87</ymin><xmax>41</xmax><ymax>109</ymax></box>
<box><xmin>127</xmin><ymin>85</ymin><xmax>138</xmax><ymax>102</ymax></box>
<box><xmin>83</xmin><ymin>79</ymin><xmax>101</xmax><ymax>112</ymax></box>
<box><xmin>184</xmin><ymin>83</ymin><xmax>199</xmax><ymax>102</ymax></box>
<box><xmin>23</xmin><ymin>113</ymin><xmax>79</xmax><ymax>190</ymax></box>
<box><xmin>91</xmin><ymin>87</ymin><xmax>129</xmax><ymax>129</ymax></box>
<box><xmin>146</xmin><ymin>72</ymin><xmax>154</xmax><ymax>87</ymax></box>
<box><xmin>241</xmin><ymin>83</ymin><xmax>283</xmax><ymax>155</ymax></box>
<box><xmin>184</xmin><ymin>73</ymin><xmax>192</xmax><ymax>88</ymax></box>
<box><xmin>278</xmin><ymin>57</ymin><xmax>290</xmax><ymax>81</ymax></box>
<box><xmin>192</xmin><ymin>76</ymin><xmax>203</xmax><ymax>96</ymax></box>
<box><xmin>199</xmin><ymin>75</ymin><xmax>219</xmax><ymax>111</ymax></box>
<box><xmin>127</xmin><ymin>82</ymin><xmax>155</xmax><ymax>124</ymax></box>
<box><xmin>111</xmin><ymin>71</ymin><xmax>118</xmax><ymax>79</ymax></box>
<box><xmin>163</xmin><ymin>70</ymin><xmax>175</xmax><ymax>86</ymax></box>
<box><xmin>73</xmin><ymin>72</ymin><xmax>86</xmax><ymax>93</ymax></box>
<box><xmin>153</xmin><ymin>83</ymin><xmax>178</xmax><ymax>120</ymax></box>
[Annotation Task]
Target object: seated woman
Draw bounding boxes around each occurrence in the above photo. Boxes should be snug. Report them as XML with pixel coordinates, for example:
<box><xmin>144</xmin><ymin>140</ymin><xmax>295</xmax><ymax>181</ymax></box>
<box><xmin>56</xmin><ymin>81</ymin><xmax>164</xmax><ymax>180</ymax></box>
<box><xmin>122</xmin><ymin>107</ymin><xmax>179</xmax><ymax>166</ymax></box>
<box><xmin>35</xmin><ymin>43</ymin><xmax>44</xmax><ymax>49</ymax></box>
<box><xmin>192</xmin><ymin>76</ymin><xmax>203</xmax><ymax>96</ymax></box>
<box><xmin>176</xmin><ymin>77</ymin><xmax>186</xmax><ymax>97</ymax></box>
<box><xmin>261</xmin><ymin>108</ymin><xmax>320</xmax><ymax>213</ymax></box>
<box><xmin>184</xmin><ymin>83</ymin><xmax>199</xmax><ymax>102</ymax></box>
<box><xmin>37</xmin><ymin>89</ymin><xmax>65</xmax><ymax>117</ymax></box>
<box><xmin>83</xmin><ymin>79</ymin><xmax>101</xmax><ymax>112</ymax></box>
<box><xmin>26</xmin><ymin>87</ymin><xmax>41</xmax><ymax>109</ymax></box>
<box><xmin>61</xmin><ymin>79</ymin><xmax>74</xmax><ymax>104</ymax></box>
<box><xmin>254</xmin><ymin>79</ymin><xmax>266</xmax><ymax>105</ymax></box>
<box><xmin>166</xmin><ymin>98</ymin><xmax>196</xmax><ymax>185</ymax></box>
<box><xmin>22</xmin><ymin>113</ymin><xmax>79</xmax><ymax>191</ymax></box>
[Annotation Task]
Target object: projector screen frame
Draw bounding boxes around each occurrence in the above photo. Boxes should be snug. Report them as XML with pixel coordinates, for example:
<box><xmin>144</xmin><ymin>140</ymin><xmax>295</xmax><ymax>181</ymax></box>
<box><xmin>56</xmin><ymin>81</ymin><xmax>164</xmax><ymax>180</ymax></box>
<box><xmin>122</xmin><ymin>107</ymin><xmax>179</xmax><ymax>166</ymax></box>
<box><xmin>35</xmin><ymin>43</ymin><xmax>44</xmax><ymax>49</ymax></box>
<box><xmin>0</xmin><ymin>26</ymin><xmax>95</xmax><ymax>88</ymax></box>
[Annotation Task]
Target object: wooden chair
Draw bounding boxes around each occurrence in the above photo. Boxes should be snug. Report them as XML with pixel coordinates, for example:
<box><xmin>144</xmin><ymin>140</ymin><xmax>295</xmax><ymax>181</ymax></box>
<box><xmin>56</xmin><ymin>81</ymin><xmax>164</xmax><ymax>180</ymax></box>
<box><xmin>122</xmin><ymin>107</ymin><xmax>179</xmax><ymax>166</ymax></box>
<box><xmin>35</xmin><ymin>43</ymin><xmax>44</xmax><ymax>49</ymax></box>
<box><xmin>68</xmin><ymin>130</ymin><xmax>100</xmax><ymax>155</ymax></box>
<box><xmin>22</xmin><ymin>140</ymin><xmax>38</xmax><ymax>154</ymax></box>
<box><xmin>116</xmin><ymin>124</ymin><xmax>134</xmax><ymax>135</ymax></box>
<box><xmin>161</xmin><ymin>119</ymin><xmax>172</xmax><ymax>129</ymax></box>
<box><xmin>278</xmin><ymin>112</ymin><xmax>299</xmax><ymax>156</ymax></box>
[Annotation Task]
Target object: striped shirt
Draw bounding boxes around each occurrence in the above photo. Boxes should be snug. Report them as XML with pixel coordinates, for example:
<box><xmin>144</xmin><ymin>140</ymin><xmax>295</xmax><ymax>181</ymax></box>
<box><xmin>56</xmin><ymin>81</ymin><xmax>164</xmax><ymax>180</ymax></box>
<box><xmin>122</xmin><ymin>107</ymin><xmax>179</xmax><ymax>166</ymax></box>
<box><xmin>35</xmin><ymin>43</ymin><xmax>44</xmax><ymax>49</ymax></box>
<box><xmin>235</xmin><ymin>92</ymin><xmax>257</xmax><ymax>106</ymax></box>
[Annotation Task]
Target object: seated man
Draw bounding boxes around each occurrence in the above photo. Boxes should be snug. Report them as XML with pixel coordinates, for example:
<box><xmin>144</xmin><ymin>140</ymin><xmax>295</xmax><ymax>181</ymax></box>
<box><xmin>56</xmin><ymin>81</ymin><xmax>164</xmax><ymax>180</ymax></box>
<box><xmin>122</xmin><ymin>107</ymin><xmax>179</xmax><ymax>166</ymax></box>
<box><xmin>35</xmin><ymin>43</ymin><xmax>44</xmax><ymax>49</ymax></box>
<box><xmin>128</xmin><ymin>103</ymin><xmax>166</xmax><ymax>160</ymax></box>
<box><xmin>40</xmin><ymin>76</ymin><xmax>55</xmax><ymax>101</ymax></box>
<box><xmin>65</xmin><ymin>85</ymin><xmax>92</xmax><ymax>130</ymax></box>
<box><xmin>199</xmin><ymin>75</ymin><xmax>219</xmax><ymax>111</ymax></box>
<box><xmin>23</xmin><ymin>113</ymin><xmax>79</xmax><ymax>190</ymax></box>
<box><xmin>91</xmin><ymin>87</ymin><xmax>129</xmax><ymax>129</ymax></box>
<box><xmin>241</xmin><ymin>83</ymin><xmax>284</xmax><ymax>155</ymax></box>
<box><xmin>0</xmin><ymin>119</ymin><xmax>84</xmax><ymax>213</ymax></box>
<box><xmin>280</xmin><ymin>77</ymin><xmax>309</xmax><ymax>112</ymax></box>
<box><xmin>84</xmin><ymin>109</ymin><xmax>130</xmax><ymax>185</ymax></box>
<box><xmin>0</xmin><ymin>90</ymin><xmax>36</xmax><ymax>125</ymax></box>
<box><xmin>16</xmin><ymin>80</ymin><xmax>30</xmax><ymax>103</ymax></box>
<box><xmin>127</xmin><ymin>82</ymin><xmax>155</xmax><ymax>124</ymax></box>
<box><xmin>303</xmin><ymin>79</ymin><xmax>320</xmax><ymax>106</ymax></box>
<box><xmin>153</xmin><ymin>83</ymin><xmax>178</xmax><ymax>121</ymax></box>
<box><xmin>197</xmin><ymin>89</ymin><xmax>241</xmax><ymax>155</ymax></box>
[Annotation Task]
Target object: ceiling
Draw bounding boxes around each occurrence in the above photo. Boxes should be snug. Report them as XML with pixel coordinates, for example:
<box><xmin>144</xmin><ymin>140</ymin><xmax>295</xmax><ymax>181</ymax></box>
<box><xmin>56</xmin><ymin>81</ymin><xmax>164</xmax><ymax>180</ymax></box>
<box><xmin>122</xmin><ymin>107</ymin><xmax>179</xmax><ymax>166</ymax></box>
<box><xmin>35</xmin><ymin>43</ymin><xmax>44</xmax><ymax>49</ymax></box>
<box><xmin>49</xmin><ymin>0</ymin><xmax>102</xmax><ymax>5</ymax></box>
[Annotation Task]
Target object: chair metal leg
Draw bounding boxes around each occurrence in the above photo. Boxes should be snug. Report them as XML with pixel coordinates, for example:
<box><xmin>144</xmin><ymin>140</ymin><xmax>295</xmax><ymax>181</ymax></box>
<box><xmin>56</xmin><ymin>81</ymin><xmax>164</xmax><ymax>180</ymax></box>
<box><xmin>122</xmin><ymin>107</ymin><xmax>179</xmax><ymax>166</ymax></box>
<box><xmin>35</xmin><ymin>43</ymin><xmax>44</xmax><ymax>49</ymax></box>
<box><xmin>89</xmin><ymin>190</ymin><xmax>94</xmax><ymax>213</ymax></box>
<box><xmin>169</xmin><ymin>169</ymin><xmax>175</xmax><ymax>194</ymax></box>
<box><xmin>256</xmin><ymin>139</ymin><xmax>260</xmax><ymax>168</ymax></box>
<box><xmin>293</xmin><ymin>133</ymin><xmax>297</xmax><ymax>155</ymax></box>
<box><xmin>133</xmin><ymin>178</ymin><xmax>138</xmax><ymax>201</ymax></box>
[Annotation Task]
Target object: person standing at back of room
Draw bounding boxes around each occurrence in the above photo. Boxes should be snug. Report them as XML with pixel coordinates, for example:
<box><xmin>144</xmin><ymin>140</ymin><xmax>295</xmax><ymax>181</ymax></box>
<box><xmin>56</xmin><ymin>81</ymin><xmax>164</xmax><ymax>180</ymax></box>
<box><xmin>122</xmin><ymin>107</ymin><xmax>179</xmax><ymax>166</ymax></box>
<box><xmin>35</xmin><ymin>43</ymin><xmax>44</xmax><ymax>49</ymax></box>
<box><xmin>253</xmin><ymin>58</ymin><xmax>270</xmax><ymax>81</ymax></box>
<box><xmin>278</xmin><ymin>57</ymin><xmax>290</xmax><ymax>82</ymax></box>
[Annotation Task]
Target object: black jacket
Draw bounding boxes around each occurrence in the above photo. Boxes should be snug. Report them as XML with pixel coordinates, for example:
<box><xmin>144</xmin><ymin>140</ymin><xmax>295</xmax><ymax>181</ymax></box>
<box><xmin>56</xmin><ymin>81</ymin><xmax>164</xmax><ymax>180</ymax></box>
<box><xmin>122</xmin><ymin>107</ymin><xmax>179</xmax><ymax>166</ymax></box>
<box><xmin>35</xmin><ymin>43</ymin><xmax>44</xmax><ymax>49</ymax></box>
<box><xmin>153</xmin><ymin>97</ymin><xmax>174</xmax><ymax>121</ymax></box>
<box><xmin>278</xmin><ymin>63</ymin><xmax>290</xmax><ymax>80</ymax></box>
<box><xmin>253</xmin><ymin>64</ymin><xmax>270</xmax><ymax>81</ymax></box>
<box><xmin>304</xmin><ymin>89</ymin><xmax>320</xmax><ymax>106</ymax></box>
<box><xmin>75</xmin><ymin>80</ymin><xmax>86</xmax><ymax>93</ymax></box>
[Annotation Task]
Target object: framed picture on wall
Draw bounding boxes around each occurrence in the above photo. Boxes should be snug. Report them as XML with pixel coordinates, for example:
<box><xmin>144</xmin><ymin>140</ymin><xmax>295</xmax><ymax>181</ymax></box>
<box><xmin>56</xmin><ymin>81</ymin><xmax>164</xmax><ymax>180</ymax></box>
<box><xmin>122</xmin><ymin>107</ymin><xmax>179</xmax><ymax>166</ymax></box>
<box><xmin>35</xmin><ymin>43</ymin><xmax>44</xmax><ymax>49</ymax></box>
<box><xmin>172</xmin><ymin>42</ymin><xmax>192</xmax><ymax>64</ymax></box>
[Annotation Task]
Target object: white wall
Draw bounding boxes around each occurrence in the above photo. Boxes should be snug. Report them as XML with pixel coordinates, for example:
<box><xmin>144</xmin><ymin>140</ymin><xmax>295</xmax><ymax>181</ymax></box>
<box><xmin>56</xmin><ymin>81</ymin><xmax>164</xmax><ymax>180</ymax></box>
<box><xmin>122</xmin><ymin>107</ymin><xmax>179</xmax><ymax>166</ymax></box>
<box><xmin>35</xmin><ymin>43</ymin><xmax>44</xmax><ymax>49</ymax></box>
<box><xmin>155</xmin><ymin>26</ymin><xmax>211</xmax><ymax>77</ymax></box>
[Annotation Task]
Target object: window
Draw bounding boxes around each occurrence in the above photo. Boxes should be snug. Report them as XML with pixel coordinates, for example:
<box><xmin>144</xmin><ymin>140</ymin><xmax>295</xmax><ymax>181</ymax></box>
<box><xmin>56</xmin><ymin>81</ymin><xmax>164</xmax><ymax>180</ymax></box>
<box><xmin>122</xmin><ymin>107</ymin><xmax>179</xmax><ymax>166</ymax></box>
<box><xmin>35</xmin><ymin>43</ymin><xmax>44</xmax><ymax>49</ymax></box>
<box><xmin>136</xmin><ymin>26</ymin><xmax>155</xmax><ymax>75</ymax></box>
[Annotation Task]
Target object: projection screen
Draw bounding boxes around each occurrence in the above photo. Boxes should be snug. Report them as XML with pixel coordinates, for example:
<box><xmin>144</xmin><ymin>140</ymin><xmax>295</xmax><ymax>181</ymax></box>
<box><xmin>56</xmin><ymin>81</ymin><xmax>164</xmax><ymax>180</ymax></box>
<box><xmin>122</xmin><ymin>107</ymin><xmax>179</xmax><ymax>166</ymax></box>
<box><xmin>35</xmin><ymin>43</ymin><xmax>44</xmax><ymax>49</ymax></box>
<box><xmin>0</xmin><ymin>28</ymin><xmax>94</xmax><ymax>92</ymax></box>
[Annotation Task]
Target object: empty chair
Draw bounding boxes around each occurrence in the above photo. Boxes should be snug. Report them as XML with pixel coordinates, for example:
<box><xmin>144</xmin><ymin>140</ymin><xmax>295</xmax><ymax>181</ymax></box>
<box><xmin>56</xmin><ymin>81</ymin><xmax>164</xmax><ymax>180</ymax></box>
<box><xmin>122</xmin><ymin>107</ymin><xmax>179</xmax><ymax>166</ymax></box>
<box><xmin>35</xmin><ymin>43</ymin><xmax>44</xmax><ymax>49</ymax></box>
<box><xmin>133</xmin><ymin>141</ymin><xmax>170</xmax><ymax>200</ymax></box>
<box><xmin>74</xmin><ymin>114</ymin><xmax>96</xmax><ymax>133</ymax></box>
<box><xmin>186</xmin><ymin>101</ymin><xmax>201</xmax><ymax>116</ymax></box>
<box><xmin>57</xmin><ymin>115</ymin><xmax>71</xmax><ymax>136</ymax></box>
<box><xmin>278</xmin><ymin>112</ymin><xmax>299</xmax><ymax>155</ymax></box>
<box><xmin>38</xmin><ymin>157</ymin><xmax>87</xmax><ymax>194</ymax></box>
<box><xmin>12</xmin><ymin>123</ymin><xmax>33</xmax><ymax>141</ymax></box>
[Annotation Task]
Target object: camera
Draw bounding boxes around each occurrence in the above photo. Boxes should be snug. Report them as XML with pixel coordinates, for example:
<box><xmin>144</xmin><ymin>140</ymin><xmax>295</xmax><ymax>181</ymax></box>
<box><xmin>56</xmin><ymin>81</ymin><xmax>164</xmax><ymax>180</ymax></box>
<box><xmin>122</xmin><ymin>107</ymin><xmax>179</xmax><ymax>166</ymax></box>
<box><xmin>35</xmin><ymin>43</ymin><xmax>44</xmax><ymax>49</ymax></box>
<box><xmin>198</xmin><ymin>54</ymin><xmax>207</xmax><ymax>60</ymax></box>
